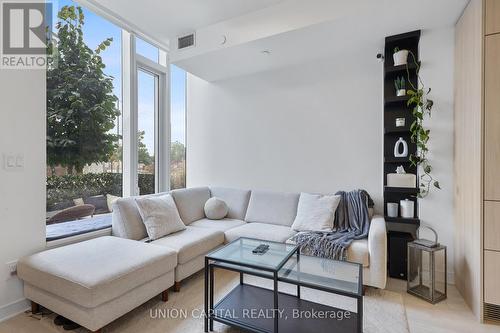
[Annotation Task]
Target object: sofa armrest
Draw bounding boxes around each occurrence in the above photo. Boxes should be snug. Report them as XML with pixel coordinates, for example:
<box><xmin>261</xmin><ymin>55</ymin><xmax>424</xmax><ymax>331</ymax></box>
<box><xmin>367</xmin><ymin>215</ymin><xmax>387</xmax><ymax>289</ymax></box>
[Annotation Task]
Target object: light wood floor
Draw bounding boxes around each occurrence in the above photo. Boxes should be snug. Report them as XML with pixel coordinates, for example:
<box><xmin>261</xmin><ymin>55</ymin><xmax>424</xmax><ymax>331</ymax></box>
<box><xmin>0</xmin><ymin>276</ymin><xmax>499</xmax><ymax>333</ymax></box>
<box><xmin>385</xmin><ymin>278</ymin><xmax>500</xmax><ymax>333</ymax></box>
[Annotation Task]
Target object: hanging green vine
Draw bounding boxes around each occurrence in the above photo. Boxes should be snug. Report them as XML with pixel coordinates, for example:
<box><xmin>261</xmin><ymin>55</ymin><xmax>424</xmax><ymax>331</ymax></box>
<box><xmin>405</xmin><ymin>51</ymin><xmax>440</xmax><ymax>198</ymax></box>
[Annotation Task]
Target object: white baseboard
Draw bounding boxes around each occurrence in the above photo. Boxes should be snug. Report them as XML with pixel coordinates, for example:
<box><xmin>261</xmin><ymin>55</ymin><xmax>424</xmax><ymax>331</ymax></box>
<box><xmin>0</xmin><ymin>298</ymin><xmax>29</xmax><ymax>323</ymax></box>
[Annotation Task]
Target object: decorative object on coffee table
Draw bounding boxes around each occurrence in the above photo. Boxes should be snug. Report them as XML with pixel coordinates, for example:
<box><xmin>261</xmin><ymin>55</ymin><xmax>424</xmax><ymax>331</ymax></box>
<box><xmin>407</xmin><ymin>226</ymin><xmax>447</xmax><ymax>304</ymax></box>
<box><xmin>205</xmin><ymin>237</ymin><xmax>363</xmax><ymax>333</ymax></box>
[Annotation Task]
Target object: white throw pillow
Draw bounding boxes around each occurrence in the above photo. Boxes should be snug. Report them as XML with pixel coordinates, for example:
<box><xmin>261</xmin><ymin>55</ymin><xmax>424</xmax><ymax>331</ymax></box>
<box><xmin>204</xmin><ymin>197</ymin><xmax>229</xmax><ymax>220</ymax></box>
<box><xmin>291</xmin><ymin>192</ymin><xmax>341</xmax><ymax>232</ymax></box>
<box><xmin>135</xmin><ymin>194</ymin><xmax>186</xmax><ymax>240</ymax></box>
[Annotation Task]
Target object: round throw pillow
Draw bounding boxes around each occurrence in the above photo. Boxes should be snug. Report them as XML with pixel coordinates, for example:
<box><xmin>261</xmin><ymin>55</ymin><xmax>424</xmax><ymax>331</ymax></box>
<box><xmin>204</xmin><ymin>197</ymin><xmax>228</xmax><ymax>220</ymax></box>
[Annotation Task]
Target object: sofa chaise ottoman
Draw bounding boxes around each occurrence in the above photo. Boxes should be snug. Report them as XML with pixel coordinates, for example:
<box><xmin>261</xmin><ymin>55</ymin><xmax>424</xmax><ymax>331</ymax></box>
<box><xmin>17</xmin><ymin>236</ymin><xmax>177</xmax><ymax>332</ymax></box>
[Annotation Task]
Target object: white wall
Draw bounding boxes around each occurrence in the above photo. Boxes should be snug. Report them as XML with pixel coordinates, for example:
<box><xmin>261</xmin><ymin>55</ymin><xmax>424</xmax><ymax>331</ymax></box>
<box><xmin>0</xmin><ymin>69</ymin><xmax>46</xmax><ymax>320</ymax></box>
<box><xmin>187</xmin><ymin>52</ymin><xmax>384</xmax><ymax>206</ymax></box>
<box><xmin>419</xmin><ymin>27</ymin><xmax>455</xmax><ymax>283</ymax></box>
<box><xmin>187</xmin><ymin>27</ymin><xmax>456</xmax><ymax>281</ymax></box>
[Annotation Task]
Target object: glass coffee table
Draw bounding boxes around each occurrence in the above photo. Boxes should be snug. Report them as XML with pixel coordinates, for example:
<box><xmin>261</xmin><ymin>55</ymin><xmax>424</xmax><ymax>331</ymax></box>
<box><xmin>204</xmin><ymin>237</ymin><xmax>363</xmax><ymax>333</ymax></box>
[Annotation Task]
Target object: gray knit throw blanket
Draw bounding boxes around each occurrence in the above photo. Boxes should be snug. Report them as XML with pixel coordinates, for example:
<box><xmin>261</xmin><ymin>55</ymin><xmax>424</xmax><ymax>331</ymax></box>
<box><xmin>290</xmin><ymin>190</ymin><xmax>373</xmax><ymax>261</ymax></box>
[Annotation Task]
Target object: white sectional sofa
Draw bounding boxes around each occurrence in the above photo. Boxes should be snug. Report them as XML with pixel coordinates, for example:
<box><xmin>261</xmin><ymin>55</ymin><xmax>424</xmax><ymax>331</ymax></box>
<box><xmin>17</xmin><ymin>186</ymin><xmax>386</xmax><ymax>332</ymax></box>
<box><xmin>112</xmin><ymin>186</ymin><xmax>387</xmax><ymax>289</ymax></box>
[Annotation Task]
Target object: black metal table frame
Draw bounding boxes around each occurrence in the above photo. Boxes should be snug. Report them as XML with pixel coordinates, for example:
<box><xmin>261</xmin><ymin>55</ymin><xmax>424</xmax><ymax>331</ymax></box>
<box><xmin>204</xmin><ymin>238</ymin><xmax>363</xmax><ymax>333</ymax></box>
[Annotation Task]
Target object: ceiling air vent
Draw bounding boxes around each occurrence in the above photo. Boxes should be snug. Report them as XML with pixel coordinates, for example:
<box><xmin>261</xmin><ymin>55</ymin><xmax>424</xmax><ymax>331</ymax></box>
<box><xmin>178</xmin><ymin>33</ymin><xmax>195</xmax><ymax>50</ymax></box>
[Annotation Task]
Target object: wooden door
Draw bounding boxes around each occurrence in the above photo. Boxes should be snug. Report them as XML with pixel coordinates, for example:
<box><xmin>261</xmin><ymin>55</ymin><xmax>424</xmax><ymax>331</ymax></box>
<box><xmin>486</xmin><ymin>0</ymin><xmax>500</xmax><ymax>35</ymax></box>
<box><xmin>484</xmin><ymin>250</ymin><xmax>500</xmax><ymax>305</ymax></box>
<box><xmin>484</xmin><ymin>201</ymin><xmax>500</xmax><ymax>251</ymax></box>
<box><xmin>484</xmin><ymin>34</ymin><xmax>500</xmax><ymax>200</ymax></box>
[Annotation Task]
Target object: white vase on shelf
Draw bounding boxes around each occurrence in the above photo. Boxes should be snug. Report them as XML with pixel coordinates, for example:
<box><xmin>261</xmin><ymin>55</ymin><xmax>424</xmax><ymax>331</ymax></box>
<box><xmin>387</xmin><ymin>203</ymin><xmax>399</xmax><ymax>217</ymax></box>
<box><xmin>400</xmin><ymin>199</ymin><xmax>414</xmax><ymax>218</ymax></box>
<box><xmin>394</xmin><ymin>137</ymin><xmax>408</xmax><ymax>157</ymax></box>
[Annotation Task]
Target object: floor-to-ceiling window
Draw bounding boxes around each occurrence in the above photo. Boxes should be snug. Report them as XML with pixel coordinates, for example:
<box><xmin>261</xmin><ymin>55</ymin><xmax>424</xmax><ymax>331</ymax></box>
<box><xmin>133</xmin><ymin>37</ymin><xmax>168</xmax><ymax>194</ymax></box>
<box><xmin>45</xmin><ymin>1</ymin><xmax>175</xmax><ymax>235</ymax></box>
<box><xmin>137</xmin><ymin>69</ymin><xmax>158</xmax><ymax>195</ymax></box>
<box><xmin>46</xmin><ymin>1</ymin><xmax>123</xmax><ymax>225</ymax></box>
<box><xmin>136</xmin><ymin>37</ymin><xmax>159</xmax><ymax>63</ymax></box>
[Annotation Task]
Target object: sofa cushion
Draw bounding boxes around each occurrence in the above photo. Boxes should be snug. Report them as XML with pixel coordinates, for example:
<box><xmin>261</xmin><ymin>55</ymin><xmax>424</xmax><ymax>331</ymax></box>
<box><xmin>171</xmin><ymin>187</ymin><xmax>210</xmax><ymax>225</ymax></box>
<box><xmin>204</xmin><ymin>197</ymin><xmax>229</xmax><ymax>220</ymax></box>
<box><xmin>17</xmin><ymin>236</ymin><xmax>177</xmax><ymax>308</ymax></box>
<box><xmin>224</xmin><ymin>223</ymin><xmax>297</xmax><ymax>243</ymax></box>
<box><xmin>347</xmin><ymin>239</ymin><xmax>369</xmax><ymax>267</ymax></box>
<box><xmin>135</xmin><ymin>194</ymin><xmax>186</xmax><ymax>240</ymax></box>
<box><xmin>244</xmin><ymin>190</ymin><xmax>300</xmax><ymax>226</ymax></box>
<box><xmin>209</xmin><ymin>187</ymin><xmax>251</xmax><ymax>220</ymax></box>
<box><xmin>190</xmin><ymin>218</ymin><xmax>246</xmax><ymax>232</ymax></box>
<box><xmin>112</xmin><ymin>197</ymin><xmax>148</xmax><ymax>240</ymax></box>
<box><xmin>151</xmin><ymin>226</ymin><xmax>224</xmax><ymax>264</ymax></box>
<box><xmin>291</xmin><ymin>193</ymin><xmax>341</xmax><ymax>232</ymax></box>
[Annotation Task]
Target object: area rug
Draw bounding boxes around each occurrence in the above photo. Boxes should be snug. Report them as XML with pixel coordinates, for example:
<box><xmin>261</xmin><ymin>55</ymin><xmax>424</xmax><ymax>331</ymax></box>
<box><xmin>13</xmin><ymin>269</ymin><xmax>409</xmax><ymax>333</ymax></box>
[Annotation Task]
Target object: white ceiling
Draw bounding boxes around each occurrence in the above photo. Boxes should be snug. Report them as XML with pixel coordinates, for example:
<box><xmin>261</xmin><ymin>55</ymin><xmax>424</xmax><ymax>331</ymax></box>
<box><xmin>89</xmin><ymin>0</ymin><xmax>469</xmax><ymax>81</ymax></box>
<box><xmin>173</xmin><ymin>0</ymin><xmax>469</xmax><ymax>81</ymax></box>
<box><xmin>89</xmin><ymin>0</ymin><xmax>284</xmax><ymax>45</ymax></box>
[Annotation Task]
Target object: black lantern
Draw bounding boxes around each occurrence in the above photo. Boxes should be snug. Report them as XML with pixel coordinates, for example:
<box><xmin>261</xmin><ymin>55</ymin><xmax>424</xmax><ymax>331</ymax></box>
<box><xmin>407</xmin><ymin>226</ymin><xmax>447</xmax><ymax>304</ymax></box>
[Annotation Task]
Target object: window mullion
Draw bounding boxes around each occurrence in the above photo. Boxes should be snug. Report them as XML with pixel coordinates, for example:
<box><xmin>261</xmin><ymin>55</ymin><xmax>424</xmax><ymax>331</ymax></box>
<box><xmin>121</xmin><ymin>30</ymin><xmax>139</xmax><ymax>197</ymax></box>
<box><xmin>159</xmin><ymin>50</ymin><xmax>170</xmax><ymax>192</ymax></box>
<box><xmin>158</xmin><ymin>70</ymin><xmax>170</xmax><ymax>192</ymax></box>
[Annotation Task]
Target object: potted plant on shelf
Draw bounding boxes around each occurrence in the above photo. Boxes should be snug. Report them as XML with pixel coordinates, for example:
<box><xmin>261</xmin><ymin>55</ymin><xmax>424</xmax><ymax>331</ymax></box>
<box><xmin>394</xmin><ymin>76</ymin><xmax>406</xmax><ymax>96</ymax></box>
<box><xmin>405</xmin><ymin>52</ymin><xmax>441</xmax><ymax>198</ymax></box>
<box><xmin>393</xmin><ymin>47</ymin><xmax>409</xmax><ymax>66</ymax></box>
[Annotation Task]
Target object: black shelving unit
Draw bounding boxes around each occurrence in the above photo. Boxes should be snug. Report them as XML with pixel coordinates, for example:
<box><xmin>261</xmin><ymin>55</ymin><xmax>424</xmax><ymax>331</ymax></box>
<box><xmin>384</xmin><ymin>216</ymin><xmax>420</xmax><ymax>224</ymax></box>
<box><xmin>384</xmin><ymin>62</ymin><xmax>419</xmax><ymax>75</ymax></box>
<box><xmin>384</xmin><ymin>157</ymin><xmax>412</xmax><ymax>163</ymax></box>
<box><xmin>384</xmin><ymin>95</ymin><xmax>410</xmax><ymax>106</ymax></box>
<box><xmin>383</xmin><ymin>30</ymin><xmax>421</xmax><ymax>280</ymax></box>
<box><xmin>385</xmin><ymin>127</ymin><xmax>410</xmax><ymax>134</ymax></box>
<box><xmin>384</xmin><ymin>186</ymin><xmax>419</xmax><ymax>194</ymax></box>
